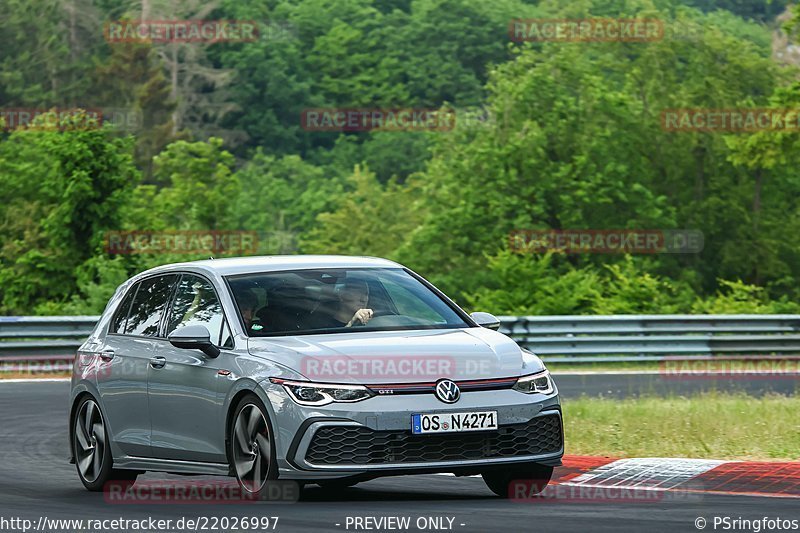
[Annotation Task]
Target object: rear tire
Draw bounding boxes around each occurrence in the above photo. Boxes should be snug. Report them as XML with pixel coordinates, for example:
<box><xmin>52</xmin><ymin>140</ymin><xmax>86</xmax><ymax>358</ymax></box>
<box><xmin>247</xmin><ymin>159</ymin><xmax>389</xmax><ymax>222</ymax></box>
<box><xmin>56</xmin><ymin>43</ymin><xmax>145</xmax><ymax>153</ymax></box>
<box><xmin>72</xmin><ymin>396</ymin><xmax>139</xmax><ymax>491</ymax></box>
<box><xmin>482</xmin><ymin>464</ymin><xmax>553</xmax><ymax>498</ymax></box>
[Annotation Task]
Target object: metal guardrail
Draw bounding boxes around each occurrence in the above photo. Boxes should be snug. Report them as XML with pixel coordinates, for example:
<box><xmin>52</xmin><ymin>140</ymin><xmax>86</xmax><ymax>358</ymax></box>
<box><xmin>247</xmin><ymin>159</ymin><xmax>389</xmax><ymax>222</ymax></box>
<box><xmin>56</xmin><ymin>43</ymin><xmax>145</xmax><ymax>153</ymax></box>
<box><xmin>499</xmin><ymin>314</ymin><xmax>800</xmax><ymax>363</ymax></box>
<box><xmin>2</xmin><ymin>314</ymin><xmax>800</xmax><ymax>368</ymax></box>
<box><xmin>0</xmin><ymin>316</ymin><xmax>97</xmax><ymax>370</ymax></box>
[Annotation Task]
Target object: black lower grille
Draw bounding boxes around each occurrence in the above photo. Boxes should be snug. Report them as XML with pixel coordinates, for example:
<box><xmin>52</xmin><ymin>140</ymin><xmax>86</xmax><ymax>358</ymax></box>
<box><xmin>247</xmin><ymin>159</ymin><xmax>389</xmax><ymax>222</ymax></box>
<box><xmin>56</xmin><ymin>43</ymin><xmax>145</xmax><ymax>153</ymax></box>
<box><xmin>304</xmin><ymin>413</ymin><xmax>562</xmax><ymax>465</ymax></box>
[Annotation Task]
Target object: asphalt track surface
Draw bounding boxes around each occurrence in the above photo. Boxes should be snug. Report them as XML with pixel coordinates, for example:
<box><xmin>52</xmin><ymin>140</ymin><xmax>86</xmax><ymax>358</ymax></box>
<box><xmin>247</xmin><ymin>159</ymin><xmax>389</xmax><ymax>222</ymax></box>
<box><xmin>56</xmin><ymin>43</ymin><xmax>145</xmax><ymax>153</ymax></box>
<box><xmin>552</xmin><ymin>371</ymin><xmax>800</xmax><ymax>398</ymax></box>
<box><xmin>0</xmin><ymin>381</ymin><xmax>797</xmax><ymax>533</ymax></box>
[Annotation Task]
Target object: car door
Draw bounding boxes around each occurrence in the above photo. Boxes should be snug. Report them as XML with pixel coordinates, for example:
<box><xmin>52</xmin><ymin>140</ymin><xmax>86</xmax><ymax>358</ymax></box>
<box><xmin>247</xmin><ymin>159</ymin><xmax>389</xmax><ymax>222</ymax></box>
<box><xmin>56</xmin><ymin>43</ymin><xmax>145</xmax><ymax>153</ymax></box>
<box><xmin>96</xmin><ymin>274</ymin><xmax>177</xmax><ymax>457</ymax></box>
<box><xmin>147</xmin><ymin>273</ymin><xmax>232</xmax><ymax>463</ymax></box>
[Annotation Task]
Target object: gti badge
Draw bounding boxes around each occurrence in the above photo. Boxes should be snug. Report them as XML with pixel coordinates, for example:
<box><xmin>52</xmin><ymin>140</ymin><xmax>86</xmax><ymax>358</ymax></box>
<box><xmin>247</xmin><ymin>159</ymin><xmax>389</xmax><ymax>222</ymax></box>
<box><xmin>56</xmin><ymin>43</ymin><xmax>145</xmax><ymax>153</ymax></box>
<box><xmin>434</xmin><ymin>379</ymin><xmax>460</xmax><ymax>403</ymax></box>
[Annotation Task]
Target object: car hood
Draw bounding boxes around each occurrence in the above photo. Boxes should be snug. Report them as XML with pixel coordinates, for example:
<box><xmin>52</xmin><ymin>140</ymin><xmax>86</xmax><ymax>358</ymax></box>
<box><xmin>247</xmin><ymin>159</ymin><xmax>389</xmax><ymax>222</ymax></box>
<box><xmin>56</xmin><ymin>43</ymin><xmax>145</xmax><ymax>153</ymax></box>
<box><xmin>247</xmin><ymin>327</ymin><xmax>544</xmax><ymax>384</ymax></box>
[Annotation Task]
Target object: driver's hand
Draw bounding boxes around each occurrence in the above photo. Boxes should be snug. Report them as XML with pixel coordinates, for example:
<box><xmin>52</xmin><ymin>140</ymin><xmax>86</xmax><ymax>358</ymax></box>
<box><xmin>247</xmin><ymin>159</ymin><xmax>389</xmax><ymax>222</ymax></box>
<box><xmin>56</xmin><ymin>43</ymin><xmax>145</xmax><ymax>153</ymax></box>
<box><xmin>346</xmin><ymin>308</ymin><xmax>373</xmax><ymax>327</ymax></box>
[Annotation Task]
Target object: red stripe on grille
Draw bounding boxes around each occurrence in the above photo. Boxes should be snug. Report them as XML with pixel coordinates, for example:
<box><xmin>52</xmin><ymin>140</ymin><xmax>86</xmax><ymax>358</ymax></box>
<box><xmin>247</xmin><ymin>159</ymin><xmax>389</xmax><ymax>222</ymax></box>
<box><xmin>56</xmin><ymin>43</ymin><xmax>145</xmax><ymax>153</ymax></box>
<box><xmin>369</xmin><ymin>376</ymin><xmax>519</xmax><ymax>390</ymax></box>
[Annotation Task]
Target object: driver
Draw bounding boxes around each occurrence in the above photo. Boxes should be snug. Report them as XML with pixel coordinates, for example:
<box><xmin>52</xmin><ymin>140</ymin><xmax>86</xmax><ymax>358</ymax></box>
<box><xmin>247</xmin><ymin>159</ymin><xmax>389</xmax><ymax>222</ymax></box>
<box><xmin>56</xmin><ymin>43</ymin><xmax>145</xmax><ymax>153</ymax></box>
<box><xmin>332</xmin><ymin>280</ymin><xmax>373</xmax><ymax>327</ymax></box>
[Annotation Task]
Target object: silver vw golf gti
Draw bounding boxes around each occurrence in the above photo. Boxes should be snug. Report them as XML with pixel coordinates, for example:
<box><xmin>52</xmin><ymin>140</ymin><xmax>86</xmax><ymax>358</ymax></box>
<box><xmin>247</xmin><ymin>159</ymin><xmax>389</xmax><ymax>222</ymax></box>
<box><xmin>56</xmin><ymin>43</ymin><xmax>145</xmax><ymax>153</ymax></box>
<box><xmin>69</xmin><ymin>256</ymin><xmax>563</xmax><ymax>497</ymax></box>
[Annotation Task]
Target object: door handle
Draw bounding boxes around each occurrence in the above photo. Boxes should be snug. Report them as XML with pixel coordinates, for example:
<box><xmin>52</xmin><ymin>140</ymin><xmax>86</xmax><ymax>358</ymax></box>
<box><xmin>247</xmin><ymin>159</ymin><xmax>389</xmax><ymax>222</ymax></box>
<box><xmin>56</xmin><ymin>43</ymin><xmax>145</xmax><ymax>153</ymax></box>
<box><xmin>149</xmin><ymin>356</ymin><xmax>166</xmax><ymax>369</ymax></box>
<box><xmin>99</xmin><ymin>349</ymin><xmax>115</xmax><ymax>361</ymax></box>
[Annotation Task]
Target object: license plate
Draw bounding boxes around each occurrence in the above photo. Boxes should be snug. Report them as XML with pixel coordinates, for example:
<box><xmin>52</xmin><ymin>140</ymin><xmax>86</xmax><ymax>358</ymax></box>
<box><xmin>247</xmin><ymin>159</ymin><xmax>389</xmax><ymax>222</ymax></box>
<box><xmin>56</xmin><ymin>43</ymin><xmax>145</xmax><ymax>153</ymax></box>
<box><xmin>411</xmin><ymin>411</ymin><xmax>498</xmax><ymax>434</ymax></box>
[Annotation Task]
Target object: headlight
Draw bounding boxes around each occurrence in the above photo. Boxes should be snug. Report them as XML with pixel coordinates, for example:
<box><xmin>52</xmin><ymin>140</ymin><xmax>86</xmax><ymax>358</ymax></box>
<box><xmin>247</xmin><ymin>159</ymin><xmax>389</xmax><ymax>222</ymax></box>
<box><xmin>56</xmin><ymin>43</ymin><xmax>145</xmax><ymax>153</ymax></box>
<box><xmin>269</xmin><ymin>378</ymin><xmax>374</xmax><ymax>406</ymax></box>
<box><xmin>512</xmin><ymin>370</ymin><xmax>554</xmax><ymax>395</ymax></box>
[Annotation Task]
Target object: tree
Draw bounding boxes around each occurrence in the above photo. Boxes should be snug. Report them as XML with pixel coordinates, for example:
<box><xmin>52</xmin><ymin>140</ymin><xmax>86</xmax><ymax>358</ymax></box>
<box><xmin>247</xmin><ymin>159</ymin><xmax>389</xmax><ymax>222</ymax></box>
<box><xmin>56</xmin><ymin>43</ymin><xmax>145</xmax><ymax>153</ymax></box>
<box><xmin>226</xmin><ymin>152</ymin><xmax>344</xmax><ymax>251</ymax></box>
<box><xmin>302</xmin><ymin>166</ymin><xmax>425</xmax><ymax>257</ymax></box>
<box><xmin>0</xmin><ymin>112</ymin><xmax>138</xmax><ymax>313</ymax></box>
<box><xmin>397</xmin><ymin>2</ymin><xmax>780</xmax><ymax>301</ymax></box>
<box><xmin>124</xmin><ymin>137</ymin><xmax>238</xmax><ymax>231</ymax></box>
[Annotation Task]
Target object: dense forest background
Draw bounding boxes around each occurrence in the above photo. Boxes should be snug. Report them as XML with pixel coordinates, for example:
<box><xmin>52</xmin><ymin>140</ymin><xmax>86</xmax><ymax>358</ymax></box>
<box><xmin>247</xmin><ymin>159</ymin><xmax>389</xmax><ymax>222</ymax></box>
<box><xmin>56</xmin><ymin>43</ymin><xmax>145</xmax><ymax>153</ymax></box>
<box><xmin>3</xmin><ymin>0</ymin><xmax>800</xmax><ymax>316</ymax></box>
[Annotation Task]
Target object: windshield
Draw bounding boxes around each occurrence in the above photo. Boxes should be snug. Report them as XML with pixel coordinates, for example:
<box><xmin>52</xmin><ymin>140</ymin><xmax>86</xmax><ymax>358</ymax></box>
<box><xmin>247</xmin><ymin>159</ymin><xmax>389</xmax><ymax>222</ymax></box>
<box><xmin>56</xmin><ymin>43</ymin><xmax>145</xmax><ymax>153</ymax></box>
<box><xmin>227</xmin><ymin>268</ymin><xmax>470</xmax><ymax>336</ymax></box>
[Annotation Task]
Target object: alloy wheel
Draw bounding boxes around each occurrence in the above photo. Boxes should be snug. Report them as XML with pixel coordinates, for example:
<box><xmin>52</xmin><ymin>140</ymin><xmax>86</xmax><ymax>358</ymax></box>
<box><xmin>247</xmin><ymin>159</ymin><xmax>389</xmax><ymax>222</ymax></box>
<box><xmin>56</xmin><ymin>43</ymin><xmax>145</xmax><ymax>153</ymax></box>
<box><xmin>232</xmin><ymin>404</ymin><xmax>271</xmax><ymax>493</ymax></box>
<box><xmin>74</xmin><ymin>399</ymin><xmax>106</xmax><ymax>483</ymax></box>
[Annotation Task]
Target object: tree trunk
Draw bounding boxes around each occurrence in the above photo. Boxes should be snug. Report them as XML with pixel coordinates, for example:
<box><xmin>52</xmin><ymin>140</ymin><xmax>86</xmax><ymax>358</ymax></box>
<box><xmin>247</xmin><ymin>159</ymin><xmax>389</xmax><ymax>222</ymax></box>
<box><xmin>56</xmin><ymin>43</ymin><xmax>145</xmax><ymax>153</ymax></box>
<box><xmin>752</xmin><ymin>168</ymin><xmax>763</xmax><ymax>285</ymax></box>
<box><xmin>170</xmin><ymin>45</ymin><xmax>179</xmax><ymax>134</ymax></box>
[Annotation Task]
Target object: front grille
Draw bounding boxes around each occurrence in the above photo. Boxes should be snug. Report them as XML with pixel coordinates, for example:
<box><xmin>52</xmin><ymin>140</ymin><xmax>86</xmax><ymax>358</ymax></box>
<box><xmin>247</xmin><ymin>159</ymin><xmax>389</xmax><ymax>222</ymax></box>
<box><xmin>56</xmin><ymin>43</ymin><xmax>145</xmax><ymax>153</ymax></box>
<box><xmin>304</xmin><ymin>413</ymin><xmax>562</xmax><ymax>465</ymax></box>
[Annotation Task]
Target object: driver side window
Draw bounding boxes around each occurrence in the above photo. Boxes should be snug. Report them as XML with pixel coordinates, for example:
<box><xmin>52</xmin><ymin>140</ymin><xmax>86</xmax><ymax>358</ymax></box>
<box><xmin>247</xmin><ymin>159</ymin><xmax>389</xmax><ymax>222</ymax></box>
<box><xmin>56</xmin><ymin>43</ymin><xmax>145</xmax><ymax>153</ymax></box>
<box><xmin>166</xmin><ymin>274</ymin><xmax>229</xmax><ymax>346</ymax></box>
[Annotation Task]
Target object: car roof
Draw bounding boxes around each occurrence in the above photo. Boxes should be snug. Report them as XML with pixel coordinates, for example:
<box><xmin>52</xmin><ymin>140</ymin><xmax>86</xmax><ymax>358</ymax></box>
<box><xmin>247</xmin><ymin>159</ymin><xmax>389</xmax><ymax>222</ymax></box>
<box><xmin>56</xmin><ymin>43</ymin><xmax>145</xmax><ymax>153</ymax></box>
<box><xmin>136</xmin><ymin>255</ymin><xmax>403</xmax><ymax>279</ymax></box>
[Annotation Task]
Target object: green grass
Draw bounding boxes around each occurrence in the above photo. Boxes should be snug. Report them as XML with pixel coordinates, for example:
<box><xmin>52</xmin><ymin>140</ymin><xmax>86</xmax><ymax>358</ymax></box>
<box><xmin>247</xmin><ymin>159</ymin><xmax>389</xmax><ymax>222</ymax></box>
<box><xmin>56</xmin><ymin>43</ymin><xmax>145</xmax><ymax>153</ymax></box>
<box><xmin>563</xmin><ymin>392</ymin><xmax>800</xmax><ymax>460</ymax></box>
<box><xmin>548</xmin><ymin>359</ymin><xmax>799</xmax><ymax>373</ymax></box>
<box><xmin>548</xmin><ymin>361</ymin><xmax>665</xmax><ymax>372</ymax></box>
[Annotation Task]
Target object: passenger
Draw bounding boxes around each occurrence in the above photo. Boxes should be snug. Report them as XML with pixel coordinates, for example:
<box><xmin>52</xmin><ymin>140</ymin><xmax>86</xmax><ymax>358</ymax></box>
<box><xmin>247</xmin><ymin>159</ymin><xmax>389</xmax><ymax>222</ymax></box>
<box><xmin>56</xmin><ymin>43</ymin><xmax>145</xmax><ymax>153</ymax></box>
<box><xmin>237</xmin><ymin>290</ymin><xmax>261</xmax><ymax>331</ymax></box>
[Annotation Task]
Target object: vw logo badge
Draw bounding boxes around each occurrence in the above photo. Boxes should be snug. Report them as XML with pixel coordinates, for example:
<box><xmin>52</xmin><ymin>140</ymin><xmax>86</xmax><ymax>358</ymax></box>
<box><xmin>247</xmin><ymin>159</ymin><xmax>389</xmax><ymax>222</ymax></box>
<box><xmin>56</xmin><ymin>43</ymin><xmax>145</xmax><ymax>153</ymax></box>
<box><xmin>435</xmin><ymin>379</ymin><xmax>460</xmax><ymax>404</ymax></box>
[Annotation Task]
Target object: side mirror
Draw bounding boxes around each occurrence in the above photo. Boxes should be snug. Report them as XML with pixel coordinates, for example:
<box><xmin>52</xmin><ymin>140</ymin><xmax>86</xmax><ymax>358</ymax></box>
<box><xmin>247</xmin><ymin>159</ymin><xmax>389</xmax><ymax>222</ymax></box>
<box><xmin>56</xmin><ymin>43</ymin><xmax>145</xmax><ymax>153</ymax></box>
<box><xmin>470</xmin><ymin>312</ymin><xmax>501</xmax><ymax>331</ymax></box>
<box><xmin>168</xmin><ymin>324</ymin><xmax>220</xmax><ymax>358</ymax></box>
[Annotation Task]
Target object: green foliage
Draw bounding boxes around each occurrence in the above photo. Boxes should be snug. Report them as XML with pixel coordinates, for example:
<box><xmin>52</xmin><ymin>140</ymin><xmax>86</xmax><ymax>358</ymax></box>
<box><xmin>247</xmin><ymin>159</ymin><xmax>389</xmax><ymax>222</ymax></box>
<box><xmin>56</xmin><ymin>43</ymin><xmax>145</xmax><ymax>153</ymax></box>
<box><xmin>1</xmin><ymin>0</ymin><xmax>799</xmax><ymax>318</ymax></box>
<box><xmin>691</xmin><ymin>280</ymin><xmax>800</xmax><ymax>313</ymax></box>
<box><xmin>302</xmin><ymin>166</ymin><xmax>425</xmax><ymax>257</ymax></box>
<box><xmin>34</xmin><ymin>256</ymin><xmax>130</xmax><ymax>315</ymax></box>
<box><xmin>464</xmin><ymin>251</ymin><xmax>696</xmax><ymax>315</ymax></box>
<box><xmin>125</xmin><ymin>137</ymin><xmax>238</xmax><ymax>231</ymax></box>
<box><xmin>227</xmin><ymin>152</ymin><xmax>344</xmax><ymax>241</ymax></box>
<box><xmin>0</xmin><ymin>112</ymin><xmax>138</xmax><ymax>314</ymax></box>
<box><xmin>398</xmin><ymin>0</ymin><xmax>782</xmax><ymax>304</ymax></box>
<box><xmin>464</xmin><ymin>252</ymin><xmax>603</xmax><ymax>315</ymax></box>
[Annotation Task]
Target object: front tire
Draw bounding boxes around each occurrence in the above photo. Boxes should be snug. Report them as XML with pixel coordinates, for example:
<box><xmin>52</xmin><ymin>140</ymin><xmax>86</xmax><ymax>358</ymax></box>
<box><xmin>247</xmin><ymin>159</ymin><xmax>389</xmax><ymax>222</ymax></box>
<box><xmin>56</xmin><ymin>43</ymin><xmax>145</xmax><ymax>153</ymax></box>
<box><xmin>230</xmin><ymin>394</ymin><xmax>277</xmax><ymax>497</ymax></box>
<box><xmin>72</xmin><ymin>396</ymin><xmax>138</xmax><ymax>491</ymax></box>
<box><xmin>482</xmin><ymin>464</ymin><xmax>553</xmax><ymax>498</ymax></box>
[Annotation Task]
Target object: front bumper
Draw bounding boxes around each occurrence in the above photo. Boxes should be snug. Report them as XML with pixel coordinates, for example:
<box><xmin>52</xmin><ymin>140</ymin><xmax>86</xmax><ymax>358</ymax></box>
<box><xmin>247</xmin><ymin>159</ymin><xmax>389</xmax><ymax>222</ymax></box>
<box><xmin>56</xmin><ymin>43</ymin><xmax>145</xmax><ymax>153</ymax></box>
<box><xmin>260</xmin><ymin>380</ymin><xmax>564</xmax><ymax>480</ymax></box>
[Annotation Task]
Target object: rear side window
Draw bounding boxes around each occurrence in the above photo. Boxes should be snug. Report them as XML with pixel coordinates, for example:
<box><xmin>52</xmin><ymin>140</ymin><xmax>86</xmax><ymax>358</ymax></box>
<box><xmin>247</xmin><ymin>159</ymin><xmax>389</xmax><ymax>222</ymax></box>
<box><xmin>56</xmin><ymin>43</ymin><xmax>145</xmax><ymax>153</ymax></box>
<box><xmin>166</xmin><ymin>274</ymin><xmax>226</xmax><ymax>345</ymax></box>
<box><xmin>124</xmin><ymin>275</ymin><xmax>178</xmax><ymax>337</ymax></box>
<box><xmin>110</xmin><ymin>285</ymin><xmax>138</xmax><ymax>334</ymax></box>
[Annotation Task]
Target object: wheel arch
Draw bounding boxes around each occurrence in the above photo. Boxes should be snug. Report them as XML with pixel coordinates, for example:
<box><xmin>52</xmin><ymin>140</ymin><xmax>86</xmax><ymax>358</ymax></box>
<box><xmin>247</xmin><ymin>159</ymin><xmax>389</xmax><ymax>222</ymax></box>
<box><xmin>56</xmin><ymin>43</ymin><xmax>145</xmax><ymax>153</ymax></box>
<box><xmin>224</xmin><ymin>385</ymin><xmax>277</xmax><ymax>478</ymax></box>
<box><xmin>68</xmin><ymin>390</ymin><xmax>99</xmax><ymax>463</ymax></box>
